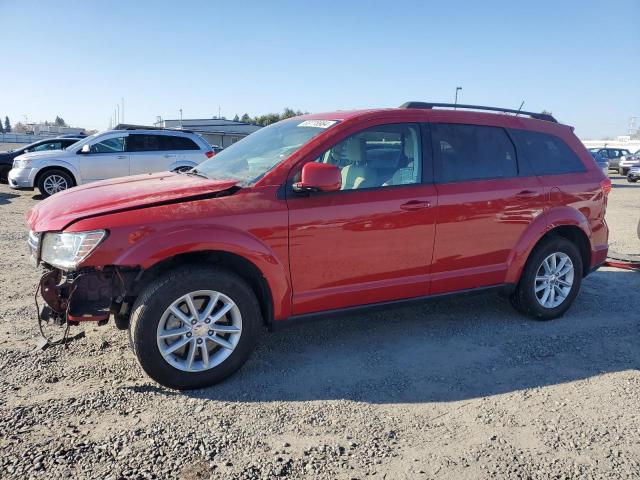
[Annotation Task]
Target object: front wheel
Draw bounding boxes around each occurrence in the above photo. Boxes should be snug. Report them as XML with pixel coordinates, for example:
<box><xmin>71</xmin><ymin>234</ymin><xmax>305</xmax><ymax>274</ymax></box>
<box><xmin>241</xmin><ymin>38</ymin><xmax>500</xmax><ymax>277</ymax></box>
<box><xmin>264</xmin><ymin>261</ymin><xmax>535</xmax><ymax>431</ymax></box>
<box><xmin>129</xmin><ymin>267</ymin><xmax>262</xmax><ymax>389</ymax></box>
<box><xmin>37</xmin><ymin>169</ymin><xmax>74</xmax><ymax>197</ymax></box>
<box><xmin>510</xmin><ymin>237</ymin><xmax>583</xmax><ymax>320</ymax></box>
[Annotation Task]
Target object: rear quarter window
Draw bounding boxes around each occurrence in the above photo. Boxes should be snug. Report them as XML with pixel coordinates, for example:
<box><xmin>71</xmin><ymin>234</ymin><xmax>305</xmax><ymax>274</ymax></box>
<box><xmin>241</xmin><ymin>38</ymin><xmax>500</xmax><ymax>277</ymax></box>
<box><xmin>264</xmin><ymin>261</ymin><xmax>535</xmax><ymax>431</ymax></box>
<box><xmin>161</xmin><ymin>136</ymin><xmax>200</xmax><ymax>151</ymax></box>
<box><xmin>510</xmin><ymin>130</ymin><xmax>586</xmax><ymax>175</ymax></box>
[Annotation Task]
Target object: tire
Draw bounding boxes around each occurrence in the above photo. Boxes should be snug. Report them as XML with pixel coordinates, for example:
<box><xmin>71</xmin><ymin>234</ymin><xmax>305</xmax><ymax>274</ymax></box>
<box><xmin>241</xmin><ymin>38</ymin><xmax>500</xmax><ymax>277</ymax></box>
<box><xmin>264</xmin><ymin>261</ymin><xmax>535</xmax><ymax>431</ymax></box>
<box><xmin>37</xmin><ymin>169</ymin><xmax>75</xmax><ymax>197</ymax></box>
<box><xmin>129</xmin><ymin>266</ymin><xmax>262</xmax><ymax>389</ymax></box>
<box><xmin>0</xmin><ymin>166</ymin><xmax>10</xmax><ymax>184</ymax></box>
<box><xmin>628</xmin><ymin>177</ymin><xmax>638</xmax><ymax>183</ymax></box>
<box><xmin>510</xmin><ymin>237</ymin><xmax>583</xmax><ymax>320</ymax></box>
<box><xmin>173</xmin><ymin>165</ymin><xmax>194</xmax><ymax>173</ymax></box>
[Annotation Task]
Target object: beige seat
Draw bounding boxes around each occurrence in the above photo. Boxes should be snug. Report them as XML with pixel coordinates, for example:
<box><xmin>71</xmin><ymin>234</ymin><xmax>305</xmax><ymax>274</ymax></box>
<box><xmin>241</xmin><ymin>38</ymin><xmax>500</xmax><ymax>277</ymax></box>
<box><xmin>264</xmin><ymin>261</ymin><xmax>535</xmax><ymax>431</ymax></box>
<box><xmin>340</xmin><ymin>139</ymin><xmax>378</xmax><ymax>189</ymax></box>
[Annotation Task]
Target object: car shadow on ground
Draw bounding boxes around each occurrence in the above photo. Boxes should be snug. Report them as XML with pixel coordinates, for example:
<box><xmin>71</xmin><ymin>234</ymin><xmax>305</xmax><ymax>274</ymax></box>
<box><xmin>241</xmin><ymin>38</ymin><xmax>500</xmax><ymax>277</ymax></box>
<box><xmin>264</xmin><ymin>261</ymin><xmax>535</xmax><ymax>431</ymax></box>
<box><xmin>0</xmin><ymin>191</ymin><xmax>20</xmax><ymax>205</ymax></box>
<box><xmin>124</xmin><ymin>269</ymin><xmax>640</xmax><ymax>404</ymax></box>
<box><xmin>31</xmin><ymin>193</ymin><xmax>45</xmax><ymax>200</ymax></box>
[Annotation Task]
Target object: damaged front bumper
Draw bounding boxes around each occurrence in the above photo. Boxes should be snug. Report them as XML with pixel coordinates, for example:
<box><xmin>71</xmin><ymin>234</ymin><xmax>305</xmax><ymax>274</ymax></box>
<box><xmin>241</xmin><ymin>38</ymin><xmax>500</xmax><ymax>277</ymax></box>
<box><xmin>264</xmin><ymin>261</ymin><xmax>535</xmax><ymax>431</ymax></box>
<box><xmin>38</xmin><ymin>267</ymin><xmax>138</xmax><ymax>325</ymax></box>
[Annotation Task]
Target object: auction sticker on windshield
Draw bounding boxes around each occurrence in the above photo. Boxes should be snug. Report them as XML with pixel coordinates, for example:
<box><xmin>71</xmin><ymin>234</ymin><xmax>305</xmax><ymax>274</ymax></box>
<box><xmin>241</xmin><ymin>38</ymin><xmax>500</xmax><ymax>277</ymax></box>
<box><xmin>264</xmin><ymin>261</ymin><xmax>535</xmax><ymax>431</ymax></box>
<box><xmin>297</xmin><ymin>120</ymin><xmax>338</xmax><ymax>128</ymax></box>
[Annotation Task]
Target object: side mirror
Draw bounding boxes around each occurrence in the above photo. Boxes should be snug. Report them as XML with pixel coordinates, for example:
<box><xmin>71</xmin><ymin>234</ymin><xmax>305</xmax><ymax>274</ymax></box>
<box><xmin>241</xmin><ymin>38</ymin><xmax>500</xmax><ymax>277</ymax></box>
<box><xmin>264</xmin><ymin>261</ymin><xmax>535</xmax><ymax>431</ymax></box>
<box><xmin>293</xmin><ymin>162</ymin><xmax>341</xmax><ymax>193</ymax></box>
<box><xmin>80</xmin><ymin>144</ymin><xmax>90</xmax><ymax>154</ymax></box>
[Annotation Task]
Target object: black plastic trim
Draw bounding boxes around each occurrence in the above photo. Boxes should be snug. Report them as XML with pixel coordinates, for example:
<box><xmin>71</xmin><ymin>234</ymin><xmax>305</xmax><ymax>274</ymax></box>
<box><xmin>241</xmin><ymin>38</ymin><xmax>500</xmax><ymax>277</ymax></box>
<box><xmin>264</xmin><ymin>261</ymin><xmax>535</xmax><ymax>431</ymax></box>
<box><xmin>270</xmin><ymin>283</ymin><xmax>516</xmax><ymax>331</ymax></box>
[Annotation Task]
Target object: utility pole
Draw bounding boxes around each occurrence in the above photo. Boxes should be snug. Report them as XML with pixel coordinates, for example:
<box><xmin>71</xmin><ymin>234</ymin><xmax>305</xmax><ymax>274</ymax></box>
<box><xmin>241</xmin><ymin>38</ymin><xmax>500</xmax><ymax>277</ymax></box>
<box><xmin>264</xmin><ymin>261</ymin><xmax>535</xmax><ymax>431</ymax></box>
<box><xmin>179</xmin><ymin>108</ymin><xmax>183</xmax><ymax>128</ymax></box>
<box><xmin>121</xmin><ymin>97</ymin><xmax>125</xmax><ymax>124</ymax></box>
<box><xmin>218</xmin><ymin>106</ymin><xmax>221</xmax><ymax>119</ymax></box>
<box><xmin>454</xmin><ymin>87</ymin><xmax>462</xmax><ymax>108</ymax></box>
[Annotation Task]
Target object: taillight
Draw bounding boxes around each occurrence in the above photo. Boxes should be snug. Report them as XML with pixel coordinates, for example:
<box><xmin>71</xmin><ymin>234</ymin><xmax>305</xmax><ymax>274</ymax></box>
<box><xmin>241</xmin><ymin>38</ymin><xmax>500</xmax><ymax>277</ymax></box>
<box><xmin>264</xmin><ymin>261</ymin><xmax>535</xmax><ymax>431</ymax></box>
<box><xmin>600</xmin><ymin>177</ymin><xmax>612</xmax><ymax>196</ymax></box>
<box><xmin>205</xmin><ymin>151</ymin><xmax>215</xmax><ymax>159</ymax></box>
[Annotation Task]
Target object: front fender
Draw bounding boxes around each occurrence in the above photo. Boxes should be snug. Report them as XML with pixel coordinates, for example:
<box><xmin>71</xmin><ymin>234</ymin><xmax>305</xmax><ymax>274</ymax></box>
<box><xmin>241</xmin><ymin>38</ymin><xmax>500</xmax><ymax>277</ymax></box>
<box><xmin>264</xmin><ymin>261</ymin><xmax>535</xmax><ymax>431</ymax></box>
<box><xmin>114</xmin><ymin>224</ymin><xmax>292</xmax><ymax>319</ymax></box>
<box><xmin>504</xmin><ymin>206</ymin><xmax>591</xmax><ymax>284</ymax></box>
<box><xmin>30</xmin><ymin>159</ymin><xmax>82</xmax><ymax>185</ymax></box>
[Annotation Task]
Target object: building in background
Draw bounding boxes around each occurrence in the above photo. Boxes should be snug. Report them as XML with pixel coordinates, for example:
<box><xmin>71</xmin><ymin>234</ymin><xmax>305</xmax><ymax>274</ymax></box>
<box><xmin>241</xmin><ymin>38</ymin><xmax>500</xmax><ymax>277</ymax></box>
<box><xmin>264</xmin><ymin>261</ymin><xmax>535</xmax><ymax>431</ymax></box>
<box><xmin>30</xmin><ymin>124</ymin><xmax>85</xmax><ymax>136</ymax></box>
<box><xmin>153</xmin><ymin>118</ymin><xmax>261</xmax><ymax>148</ymax></box>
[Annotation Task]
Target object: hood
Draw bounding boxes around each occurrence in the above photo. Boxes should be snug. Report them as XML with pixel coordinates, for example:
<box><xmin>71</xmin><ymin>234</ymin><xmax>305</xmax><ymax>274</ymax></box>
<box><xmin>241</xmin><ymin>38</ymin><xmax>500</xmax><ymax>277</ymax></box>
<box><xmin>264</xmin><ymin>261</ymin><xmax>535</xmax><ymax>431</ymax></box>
<box><xmin>15</xmin><ymin>150</ymin><xmax>68</xmax><ymax>161</ymax></box>
<box><xmin>27</xmin><ymin>172</ymin><xmax>239</xmax><ymax>231</ymax></box>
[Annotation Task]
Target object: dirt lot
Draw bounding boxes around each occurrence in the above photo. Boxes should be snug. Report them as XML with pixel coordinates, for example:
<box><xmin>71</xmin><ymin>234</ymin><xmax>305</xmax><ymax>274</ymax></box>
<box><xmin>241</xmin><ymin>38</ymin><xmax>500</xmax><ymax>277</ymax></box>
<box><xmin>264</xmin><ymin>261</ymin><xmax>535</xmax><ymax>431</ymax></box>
<box><xmin>0</xmin><ymin>176</ymin><xmax>639</xmax><ymax>479</ymax></box>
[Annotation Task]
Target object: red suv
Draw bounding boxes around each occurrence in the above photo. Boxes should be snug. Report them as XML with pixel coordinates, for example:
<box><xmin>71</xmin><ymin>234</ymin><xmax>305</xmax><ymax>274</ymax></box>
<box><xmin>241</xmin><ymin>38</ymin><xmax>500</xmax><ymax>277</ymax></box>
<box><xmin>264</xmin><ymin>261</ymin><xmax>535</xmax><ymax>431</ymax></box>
<box><xmin>27</xmin><ymin>103</ymin><xmax>610</xmax><ymax>389</ymax></box>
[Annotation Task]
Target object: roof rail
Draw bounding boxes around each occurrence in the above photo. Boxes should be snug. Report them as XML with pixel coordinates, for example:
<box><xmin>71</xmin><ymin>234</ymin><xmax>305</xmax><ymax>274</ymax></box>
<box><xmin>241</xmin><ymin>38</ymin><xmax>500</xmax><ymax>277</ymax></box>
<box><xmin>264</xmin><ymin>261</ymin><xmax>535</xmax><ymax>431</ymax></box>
<box><xmin>114</xmin><ymin>123</ymin><xmax>194</xmax><ymax>133</ymax></box>
<box><xmin>398</xmin><ymin>102</ymin><xmax>557</xmax><ymax>123</ymax></box>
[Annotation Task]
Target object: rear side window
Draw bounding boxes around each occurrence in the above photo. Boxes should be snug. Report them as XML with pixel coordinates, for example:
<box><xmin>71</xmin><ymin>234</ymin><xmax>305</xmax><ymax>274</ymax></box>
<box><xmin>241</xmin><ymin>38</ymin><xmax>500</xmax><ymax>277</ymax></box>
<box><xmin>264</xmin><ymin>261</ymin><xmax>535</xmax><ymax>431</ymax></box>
<box><xmin>127</xmin><ymin>134</ymin><xmax>162</xmax><ymax>152</ymax></box>
<box><xmin>510</xmin><ymin>129</ymin><xmax>585</xmax><ymax>175</ymax></box>
<box><xmin>431</xmin><ymin>124</ymin><xmax>517</xmax><ymax>183</ymax></box>
<box><xmin>161</xmin><ymin>135</ymin><xmax>200</xmax><ymax>151</ymax></box>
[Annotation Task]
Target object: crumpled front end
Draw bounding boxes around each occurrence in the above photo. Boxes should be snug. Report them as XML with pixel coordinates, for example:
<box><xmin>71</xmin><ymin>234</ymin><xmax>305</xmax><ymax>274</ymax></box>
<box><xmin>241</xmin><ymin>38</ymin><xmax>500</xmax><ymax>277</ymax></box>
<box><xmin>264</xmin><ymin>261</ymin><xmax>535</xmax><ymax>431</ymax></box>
<box><xmin>38</xmin><ymin>267</ymin><xmax>137</xmax><ymax>325</ymax></box>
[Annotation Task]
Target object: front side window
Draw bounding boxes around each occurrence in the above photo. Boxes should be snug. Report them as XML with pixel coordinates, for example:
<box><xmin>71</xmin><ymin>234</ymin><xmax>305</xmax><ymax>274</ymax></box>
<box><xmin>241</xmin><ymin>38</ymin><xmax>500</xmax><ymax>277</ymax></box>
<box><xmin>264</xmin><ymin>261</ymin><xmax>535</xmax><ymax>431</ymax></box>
<box><xmin>510</xmin><ymin>129</ymin><xmax>586</xmax><ymax>175</ymax></box>
<box><xmin>432</xmin><ymin>124</ymin><xmax>517</xmax><ymax>183</ymax></box>
<box><xmin>90</xmin><ymin>136</ymin><xmax>125</xmax><ymax>153</ymax></box>
<box><xmin>196</xmin><ymin>118</ymin><xmax>339</xmax><ymax>184</ymax></box>
<box><xmin>311</xmin><ymin>123</ymin><xmax>421</xmax><ymax>190</ymax></box>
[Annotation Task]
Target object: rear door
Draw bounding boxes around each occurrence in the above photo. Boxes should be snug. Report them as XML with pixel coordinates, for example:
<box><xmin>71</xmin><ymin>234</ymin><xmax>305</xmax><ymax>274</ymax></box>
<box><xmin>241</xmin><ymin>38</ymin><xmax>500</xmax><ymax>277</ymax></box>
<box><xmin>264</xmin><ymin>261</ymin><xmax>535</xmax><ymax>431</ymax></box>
<box><xmin>127</xmin><ymin>134</ymin><xmax>166</xmax><ymax>175</ymax></box>
<box><xmin>429</xmin><ymin>123</ymin><xmax>546</xmax><ymax>294</ymax></box>
<box><xmin>79</xmin><ymin>134</ymin><xmax>129</xmax><ymax>181</ymax></box>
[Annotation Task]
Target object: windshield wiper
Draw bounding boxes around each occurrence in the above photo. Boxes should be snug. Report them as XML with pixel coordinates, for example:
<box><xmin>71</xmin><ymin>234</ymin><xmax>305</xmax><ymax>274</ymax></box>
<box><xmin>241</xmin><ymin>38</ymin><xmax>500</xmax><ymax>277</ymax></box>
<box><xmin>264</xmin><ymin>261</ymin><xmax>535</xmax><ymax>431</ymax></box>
<box><xmin>185</xmin><ymin>169</ymin><xmax>211</xmax><ymax>179</ymax></box>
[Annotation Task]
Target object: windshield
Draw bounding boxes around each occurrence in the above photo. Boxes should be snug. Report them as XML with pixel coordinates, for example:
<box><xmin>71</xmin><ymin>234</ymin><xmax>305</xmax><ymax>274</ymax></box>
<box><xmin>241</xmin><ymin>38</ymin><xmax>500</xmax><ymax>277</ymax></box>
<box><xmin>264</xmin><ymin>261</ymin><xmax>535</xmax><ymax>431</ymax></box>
<box><xmin>195</xmin><ymin>118</ymin><xmax>339</xmax><ymax>184</ymax></box>
<box><xmin>65</xmin><ymin>132</ymin><xmax>101</xmax><ymax>151</ymax></box>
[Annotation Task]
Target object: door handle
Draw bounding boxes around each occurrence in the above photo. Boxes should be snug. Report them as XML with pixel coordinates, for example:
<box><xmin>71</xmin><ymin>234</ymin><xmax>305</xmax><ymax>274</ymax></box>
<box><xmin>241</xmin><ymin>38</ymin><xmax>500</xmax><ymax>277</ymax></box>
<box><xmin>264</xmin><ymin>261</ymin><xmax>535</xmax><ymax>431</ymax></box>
<box><xmin>116</xmin><ymin>155</ymin><xmax>127</xmax><ymax>159</ymax></box>
<box><xmin>515</xmin><ymin>190</ymin><xmax>538</xmax><ymax>199</ymax></box>
<box><xmin>400</xmin><ymin>200</ymin><xmax>432</xmax><ymax>211</ymax></box>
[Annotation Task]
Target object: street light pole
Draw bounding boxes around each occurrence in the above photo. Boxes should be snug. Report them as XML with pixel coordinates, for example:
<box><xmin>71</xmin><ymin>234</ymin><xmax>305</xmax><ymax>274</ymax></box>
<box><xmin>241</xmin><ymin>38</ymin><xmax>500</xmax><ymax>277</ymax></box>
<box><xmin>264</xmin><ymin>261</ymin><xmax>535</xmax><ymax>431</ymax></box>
<box><xmin>454</xmin><ymin>87</ymin><xmax>462</xmax><ymax>108</ymax></box>
<box><xmin>179</xmin><ymin>108</ymin><xmax>183</xmax><ymax>128</ymax></box>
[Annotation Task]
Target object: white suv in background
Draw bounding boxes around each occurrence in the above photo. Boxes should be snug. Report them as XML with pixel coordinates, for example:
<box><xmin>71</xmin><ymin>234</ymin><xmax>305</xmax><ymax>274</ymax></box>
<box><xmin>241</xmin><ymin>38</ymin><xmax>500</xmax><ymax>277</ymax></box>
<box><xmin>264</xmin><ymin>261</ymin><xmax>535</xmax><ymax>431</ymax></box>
<box><xmin>8</xmin><ymin>128</ymin><xmax>215</xmax><ymax>197</ymax></box>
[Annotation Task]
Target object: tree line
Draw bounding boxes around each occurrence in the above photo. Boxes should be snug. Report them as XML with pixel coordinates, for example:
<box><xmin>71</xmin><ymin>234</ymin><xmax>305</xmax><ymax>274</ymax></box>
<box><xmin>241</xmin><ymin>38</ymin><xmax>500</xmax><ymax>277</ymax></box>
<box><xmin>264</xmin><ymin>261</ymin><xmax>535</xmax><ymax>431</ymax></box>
<box><xmin>0</xmin><ymin>115</ymin><xmax>67</xmax><ymax>134</ymax></box>
<box><xmin>231</xmin><ymin>108</ymin><xmax>308</xmax><ymax>126</ymax></box>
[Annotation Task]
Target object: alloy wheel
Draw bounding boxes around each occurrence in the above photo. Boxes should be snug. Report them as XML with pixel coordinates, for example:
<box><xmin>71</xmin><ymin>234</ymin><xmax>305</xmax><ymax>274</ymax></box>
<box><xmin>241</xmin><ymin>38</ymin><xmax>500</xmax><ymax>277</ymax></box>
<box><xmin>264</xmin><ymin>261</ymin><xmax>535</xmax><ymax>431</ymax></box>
<box><xmin>534</xmin><ymin>252</ymin><xmax>574</xmax><ymax>309</ymax></box>
<box><xmin>43</xmin><ymin>174</ymin><xmax>69</xmax><ymax>195</ymax></box>
<box><xmin>156</xmin><ymin>290</ymin><xmax>242</xmax><ymax>372</ymax></box>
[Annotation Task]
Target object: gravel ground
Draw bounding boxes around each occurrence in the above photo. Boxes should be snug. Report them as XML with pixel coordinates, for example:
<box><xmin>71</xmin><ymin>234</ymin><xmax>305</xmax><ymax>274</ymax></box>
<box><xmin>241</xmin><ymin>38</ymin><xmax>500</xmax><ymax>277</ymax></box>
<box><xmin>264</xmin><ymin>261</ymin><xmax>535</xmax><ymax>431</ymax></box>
<box><xmin>0</xmin><ymin>175</ymin><xmax>639</xmax><ymax>480</ymax></box>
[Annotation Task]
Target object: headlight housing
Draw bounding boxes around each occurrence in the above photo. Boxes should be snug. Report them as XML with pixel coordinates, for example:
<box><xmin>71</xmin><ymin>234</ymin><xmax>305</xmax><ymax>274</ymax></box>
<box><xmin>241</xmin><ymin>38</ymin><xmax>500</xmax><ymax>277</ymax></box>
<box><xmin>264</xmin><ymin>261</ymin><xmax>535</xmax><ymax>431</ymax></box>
<box><xmin>41</xmin><ymin>230</ymin><xmax>107</xmax><ymax>270</ymax></box>
<box><xmin>13</xmin><ymin>158</ymin><xmax>32</xmax><ymax>168</ymax></box>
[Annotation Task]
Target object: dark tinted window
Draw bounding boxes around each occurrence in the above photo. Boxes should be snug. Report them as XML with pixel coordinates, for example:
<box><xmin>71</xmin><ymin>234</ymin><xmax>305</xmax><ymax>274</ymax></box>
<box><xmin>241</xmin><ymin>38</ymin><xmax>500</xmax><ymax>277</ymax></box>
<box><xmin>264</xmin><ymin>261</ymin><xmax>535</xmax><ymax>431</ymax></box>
<box><xmin>510</xmin><ymin>130</ymin><xmax>585</xmax><ymax>175</ymax></box>
<box><xmin>431</xmin><ymin>124</ymin><xmax>517</xmax><ymax>183</ymax></box>
<box><xmin>161</xmin><ymin>135</ymin><xmax>199</xmax><ymax>151</ymax></box>
<box><xmin>127</xmin><ymin>134</ymin><xmax>162</xmax><ymax>152</ymax></box>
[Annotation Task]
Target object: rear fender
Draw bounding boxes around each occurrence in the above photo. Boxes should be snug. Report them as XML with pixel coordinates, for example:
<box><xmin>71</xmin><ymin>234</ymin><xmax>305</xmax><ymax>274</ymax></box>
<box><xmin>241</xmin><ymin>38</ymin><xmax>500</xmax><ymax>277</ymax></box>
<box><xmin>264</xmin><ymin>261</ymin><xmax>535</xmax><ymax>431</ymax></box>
<box><xmin>505</xmin><ymin>207</ymin><xmax>591</xmax><ymax>284</ymax></box>
<box><xmin>114</xmin><ymin>225</ymin><xmax>292</xmax><ymax>319</ymax></box>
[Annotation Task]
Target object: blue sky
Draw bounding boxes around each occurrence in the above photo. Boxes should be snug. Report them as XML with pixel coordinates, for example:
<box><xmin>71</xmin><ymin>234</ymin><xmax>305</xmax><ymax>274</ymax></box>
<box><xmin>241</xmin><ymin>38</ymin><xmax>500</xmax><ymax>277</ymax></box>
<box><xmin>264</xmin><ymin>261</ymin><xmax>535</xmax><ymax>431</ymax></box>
<box><xmin>1</xmin><ymin>0</ymin><xmax>638</xmax><ymax>138</ymax></box>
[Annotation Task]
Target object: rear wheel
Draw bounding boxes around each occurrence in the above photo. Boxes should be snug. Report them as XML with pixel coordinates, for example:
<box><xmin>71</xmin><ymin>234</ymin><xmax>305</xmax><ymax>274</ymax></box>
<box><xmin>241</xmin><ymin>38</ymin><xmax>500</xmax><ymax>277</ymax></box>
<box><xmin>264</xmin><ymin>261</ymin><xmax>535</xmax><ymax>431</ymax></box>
<box><xmin>628</xmin><ymin>177</ymin><xmax>638</xmax><ymax>183</ymax></box>
<box><xmin>510</xmin><ymin>237</ymin><xmax>583</xmax><ymax>320</ymax></box>
<box><xmin>173</xmin><ymin>165</ymin><xmax>194</xmax><ymax>173</ymax></box>
<box><xmin>37</xmin><ymin>169</ymin><xmax>74</xmax><ymax>197</ymax></box>
<box><xmin>129</xmin><ymin>266</ymin><xmax>261</xmax><ymax>389</ymax></box>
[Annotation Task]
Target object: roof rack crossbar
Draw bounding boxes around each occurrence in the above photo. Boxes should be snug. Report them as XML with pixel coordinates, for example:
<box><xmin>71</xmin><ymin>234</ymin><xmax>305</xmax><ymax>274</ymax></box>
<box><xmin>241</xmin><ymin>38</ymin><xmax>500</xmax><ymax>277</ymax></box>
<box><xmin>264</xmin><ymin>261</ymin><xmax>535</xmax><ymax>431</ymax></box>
<box><xmin>399</xmin><ymin>102</ymin><xmax>557</xmax><ymax>123</ymax></box>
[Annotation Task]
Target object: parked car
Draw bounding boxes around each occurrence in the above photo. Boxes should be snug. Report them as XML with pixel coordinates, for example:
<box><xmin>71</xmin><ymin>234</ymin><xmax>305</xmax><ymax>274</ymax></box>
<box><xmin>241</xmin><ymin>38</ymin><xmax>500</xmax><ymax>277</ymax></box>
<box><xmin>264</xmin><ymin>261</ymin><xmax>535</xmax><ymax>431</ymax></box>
<box><xmin>590</xmin><ymin>148</ymin><xmax>632</xmax><ymax>170</ymax></box>
<box><xmin>618</xmin><ymin>150</ymin><xmax>640</xmax><ymax>176</ymax></box>
<box><xmin>26</xmin><ymin>103</ymin><xmax>610</xmax><ymax>389</ymax></box>
<box><xmin>628</xmin><ymin>165</ymin><xmax>640</xmax><ymax>183</ymax></box>
<box><xmin>589</xmin><ymin>151</ymin><xmax>609</xmax><ymax>175</ymax></box>
<box><xmin>8</xmin><ymin>128</ymin><xmax>214</xmax><ymax>197</ymax></box>
<box><xmin>0</xmin><ymin>137</ymin><xmax>82</xmax><ymax>183</ymax></box>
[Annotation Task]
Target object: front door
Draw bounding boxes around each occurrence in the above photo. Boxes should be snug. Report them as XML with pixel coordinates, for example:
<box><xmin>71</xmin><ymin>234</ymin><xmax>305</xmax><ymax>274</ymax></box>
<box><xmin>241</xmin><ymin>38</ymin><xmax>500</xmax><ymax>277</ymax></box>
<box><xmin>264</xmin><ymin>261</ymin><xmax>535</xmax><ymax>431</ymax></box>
<box><xmin>429</xmin><ymin>123</ymin><xmax>546</xmax><ymax>294</ymax></box>
<box><xmin>79</xmin><ymin>134</ymin><xmax>130</xmax><ymax>182</ymax></box>
<box><xmin>287</xmin><ymin>123</ymin><xmax>437</xmax><ymax>315</ymax></box>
